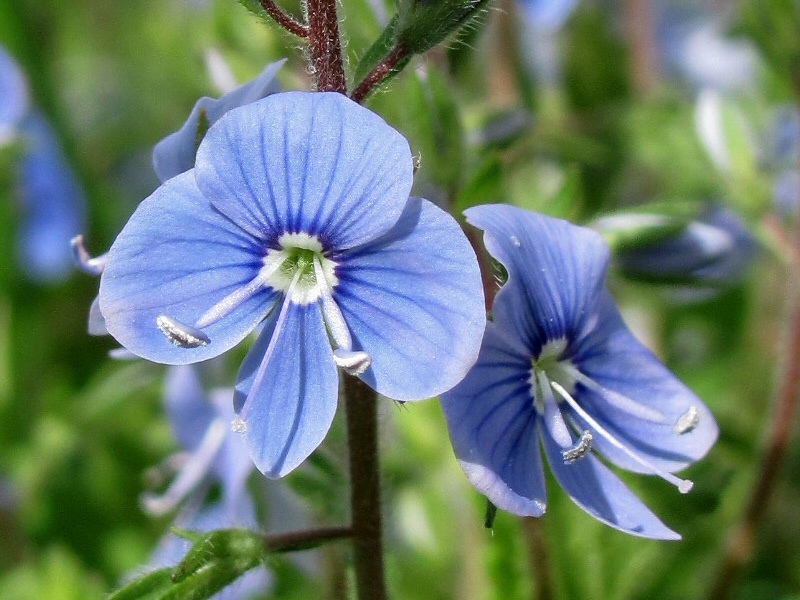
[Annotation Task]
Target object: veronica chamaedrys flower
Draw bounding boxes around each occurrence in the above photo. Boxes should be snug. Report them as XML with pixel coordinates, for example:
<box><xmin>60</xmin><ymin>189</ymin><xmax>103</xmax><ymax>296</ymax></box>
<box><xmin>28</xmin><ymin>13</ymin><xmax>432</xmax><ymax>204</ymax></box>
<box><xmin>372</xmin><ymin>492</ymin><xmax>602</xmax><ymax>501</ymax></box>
<box><xmin>440</xmin><ymin>205</ymin><xmax>718</xmax><ymax>539</ymax></box>
<box><xmin>141</xmin><ymin>366</ymin><xmax>270</xmax><ymax>597</ymax></box>
<box><xmin>596</xmin><ymin>203</ymin><xmax>756</xmax><ymax>291</ymax></box>
<box><xmin>99</xmin><ymin>91</ymin><xmax>486</xmax><ymax>478</ymax></box>
<box><xmin>152</xmin><ymin>59</ymin><xmax>284</xmax><ymax>182</ymax></box>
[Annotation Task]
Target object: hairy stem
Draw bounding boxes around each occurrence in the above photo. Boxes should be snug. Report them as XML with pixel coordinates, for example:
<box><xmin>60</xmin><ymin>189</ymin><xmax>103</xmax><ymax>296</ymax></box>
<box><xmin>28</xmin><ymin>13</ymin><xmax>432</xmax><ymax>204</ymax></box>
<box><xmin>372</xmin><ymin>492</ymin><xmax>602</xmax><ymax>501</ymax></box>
<box><xmin>351</xmin><ymin>44</ymin><xmax>409</xmax><ymax>104</ymax></box>
<box><xmin>344</xmin><ymin>376</ymin><xmax>387</xmax><ymax>600</ymax></box>
<box><xmin>305</xmin><ymin>0</ymin><xmax>347</xmax><ymax>93</ymax></box>
<box><xmin>260</xmin><ymin>0</ymin><xmax>309</xmax><ymax>37</ymax></box>
<box><xmin>706</xmin><ymin>104</ymin><xmax>800</xmax><ymax>600</ymax></box>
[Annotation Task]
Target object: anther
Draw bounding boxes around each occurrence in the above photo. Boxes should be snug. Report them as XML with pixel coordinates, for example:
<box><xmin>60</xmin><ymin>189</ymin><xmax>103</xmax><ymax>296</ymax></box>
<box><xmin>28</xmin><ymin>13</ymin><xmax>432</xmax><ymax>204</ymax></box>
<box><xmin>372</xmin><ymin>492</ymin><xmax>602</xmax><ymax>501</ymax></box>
<box><xmin>231</xmin><ymin>417</ymin><xmax>247</xmax><ymax>433</ymax></box>
<box><xmin>156</xmin><ymin>315</ymin><xmax>210</xmax><ymax>348</ymax></box>
<box><xmin>562</xmin><ymin>430</ymin><xmax>593</xmax><ymax>464</ymax></box>
<box><xmin>70</xmin><ymin>235</ymin><xmax>107</xmax><ymax>276</ymax></box>
<box><xmin>673</xmin><ymin>406</ymin><xmax>700</xmax><ymax>435</ymax></box>
<box><xmin>333</xmin><ymin>349</ymin><xmax>372</xmax><ymax>376</ymax></box>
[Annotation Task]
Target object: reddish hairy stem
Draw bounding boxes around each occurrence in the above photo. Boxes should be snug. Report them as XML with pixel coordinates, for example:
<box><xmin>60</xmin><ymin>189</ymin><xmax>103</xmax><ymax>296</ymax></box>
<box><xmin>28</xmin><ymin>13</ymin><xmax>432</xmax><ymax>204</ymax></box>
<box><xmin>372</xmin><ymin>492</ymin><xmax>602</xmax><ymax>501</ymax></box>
<box><xmin>344</xmin><ymin>376</ymin><xmax>387</xmax><ymax>600</ymax></box>
<box><xmin>350</xmin><ymin>44</ymin><xmax>409</xmax><ymax>105</ymax></box>
<box><xmin>522</xmin><ymin>517</ymin><xmax>554</xmax><ymax>600</ymax></box>
<box><xmin>305</xmin><ymin>0</ymin><xmax>347</xmax><ymax>93</ymax></box>
<box><xmin>706</xmin><ymin>105</ymin><xmax>800</xmax><ymax>600</ymax></box>
<box><xmin>259</xmin><ymin>0</ymin><xmax>309</xmax><ymax>37</ymax></box>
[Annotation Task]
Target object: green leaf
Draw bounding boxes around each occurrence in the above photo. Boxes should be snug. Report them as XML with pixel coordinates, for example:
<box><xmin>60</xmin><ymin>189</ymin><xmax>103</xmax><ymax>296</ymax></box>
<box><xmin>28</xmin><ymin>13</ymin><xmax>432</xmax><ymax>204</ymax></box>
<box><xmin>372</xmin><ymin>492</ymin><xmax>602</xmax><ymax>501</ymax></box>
<box><xmin>106</xmin><ymin>568</ymin><xmax>173</xmax><ymax>600</ymax></box>
<box><xmin>396</xmin><ymin>0</ymin><xmax>492</xmax><ymax>55</ymax></box>
<box><xmin>236</xmin><ymin>0</ymin><xmax>271</xmax><ymax>24</ymax></box>
<box><xmin>171</xmin><ymin>529</ymin><xmax>262</xmax><ymax>583</ymax></box>
<box><xmin>353</xmin><ymin>15</ymin><xmax>401</xmax><ymax>84</ymax></box>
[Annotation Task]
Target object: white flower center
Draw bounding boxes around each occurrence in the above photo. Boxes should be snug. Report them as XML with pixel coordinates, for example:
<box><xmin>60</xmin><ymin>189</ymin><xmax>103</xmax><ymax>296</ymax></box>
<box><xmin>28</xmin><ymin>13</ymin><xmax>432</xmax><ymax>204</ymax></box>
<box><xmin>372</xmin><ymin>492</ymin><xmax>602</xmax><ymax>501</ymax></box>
<box><xmin>261</xmin><ymin>232</ymin><xmax>338</xmax><ymax>306</ymax></box>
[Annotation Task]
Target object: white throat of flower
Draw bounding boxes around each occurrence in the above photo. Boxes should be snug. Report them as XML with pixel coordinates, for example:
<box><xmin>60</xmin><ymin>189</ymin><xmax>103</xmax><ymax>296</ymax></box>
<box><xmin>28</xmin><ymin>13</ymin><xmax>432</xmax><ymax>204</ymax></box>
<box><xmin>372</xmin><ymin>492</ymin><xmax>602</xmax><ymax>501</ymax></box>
<box><xmin>531</xmin><ymin>339</ymin><xmax>696</xmax><ymax>494</ymax></box>
<box><xmin>155</xmin><ymin>232</ymin><xmax>370</xmax><ymax>381</ymax></box>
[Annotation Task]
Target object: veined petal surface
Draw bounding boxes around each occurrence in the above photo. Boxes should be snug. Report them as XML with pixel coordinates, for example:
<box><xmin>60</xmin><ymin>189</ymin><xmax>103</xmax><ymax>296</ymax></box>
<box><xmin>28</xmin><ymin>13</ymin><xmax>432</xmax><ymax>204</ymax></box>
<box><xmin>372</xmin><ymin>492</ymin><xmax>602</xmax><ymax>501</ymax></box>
<box><xmin>195</xmin><ymin>92</ymin><xmax>413</xmax><ymax>248</ymax></box>
<box><xmin>234</xmin><ymin>303</ymin><xmax>339</xmax><ymax>478</ymax></box>
<box><xmin>540</xmin><ymin>428</ymin><xmax>681</xmax><ymax>540</ymax></box>
<box><xmin>440</xmin><ymin>322</ymin><xmax>546</xmax><ymax>516</ymax></box>
<box><xmin>465</xmin><ymin>204</ymin><xmax>609</xmax><ymax>355</ymax></box>
<box><xmin>336</xmin><ymin>197</ymin><xmax>486</xmax><ymax>401</ymax></box>
<box><xmin>569</xmin><ymin>292</ymin><xmax>718</xmax><ymax>473</ymax></box>
<box><xmin>99</xmin><ymin>172</ymin><xmax>276</xmax><ymax>364</ymax></box>
<box><xmin>152</xmin><ymin>60</ymin><xmax>284</xmax><ymax>182</ymax></box>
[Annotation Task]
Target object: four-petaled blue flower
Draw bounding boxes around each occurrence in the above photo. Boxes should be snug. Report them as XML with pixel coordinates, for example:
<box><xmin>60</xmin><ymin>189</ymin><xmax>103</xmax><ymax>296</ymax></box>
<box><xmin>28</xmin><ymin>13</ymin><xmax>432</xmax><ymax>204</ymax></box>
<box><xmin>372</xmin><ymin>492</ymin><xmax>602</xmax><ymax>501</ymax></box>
<box><xmin>99</xmin><ymin>91</ymin><xmax>486</xmax><ymax>478</ymax></box>
<box><xmin>440</xmin><ymin>204</ymin><xmax>718</xmax><ymax>539</ymax></box>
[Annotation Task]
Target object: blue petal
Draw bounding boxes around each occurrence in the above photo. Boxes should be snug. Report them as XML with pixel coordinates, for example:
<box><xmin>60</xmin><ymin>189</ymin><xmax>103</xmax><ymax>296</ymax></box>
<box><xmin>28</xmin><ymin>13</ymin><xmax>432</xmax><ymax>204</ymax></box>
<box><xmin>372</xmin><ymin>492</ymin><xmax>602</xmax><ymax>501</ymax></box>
<box><xmin>152</xmin><ymin>60</ymin><xmax>284</xmax><ymax>182</ymax></box>
<box><xmin>440</xmin><ymin>322</ymin><xmax>546</xmax><ymax>516</ymax></box>
<box><xmin>336</xmin><ymin>197</ymin><xmax>486</xmax><ymax>400</ymax></box>
<box><xmin>465</xmin><ymin>204</ymin><xmax>609</xmax><ymax>353</ymax></box>
<box><xmin>519</xmin><ymin>0</ymin><xmax>578</xmax><ymax>31</ymax></box>
<box><xmin>569</xmin><ymin>291</ymin><xmax>718</xmax><ymax>473</ymax></box>
<box><xmin>234</xmin><ymin>303</ymin><xmax>339</xmax><ymax>478</ymax></box>
<box><xmin>99</xmin><ymin>171</ymin><xmax>276</xmax><ymax>364</ymax></box>
<box><xmin>540</xmin><ymin>426</ymin><xmax>681</xmax><ymax>540</ymax></box>
<box><xmin>17</xmin><ymin>113</ymin><xmax>85</xmax><ymax>282</ymax></box>
<box><xmin>0</xmin><ymin>46</ymin><xmax>29</xmax><ymax>135</ymax></box>
<box><xmin>208</xmin><ymin>387</ymin><xmax>255</xmax><ymax>509</ymax></box>
<box><xmin>195</xmin><ymin>92</ymin><xmax>413</xmax><ymax>248</ymax></box>
<box><xmin>164</xmin><ymin>365</ymin><xmax>217</xmax><ymax>453</ymax></box>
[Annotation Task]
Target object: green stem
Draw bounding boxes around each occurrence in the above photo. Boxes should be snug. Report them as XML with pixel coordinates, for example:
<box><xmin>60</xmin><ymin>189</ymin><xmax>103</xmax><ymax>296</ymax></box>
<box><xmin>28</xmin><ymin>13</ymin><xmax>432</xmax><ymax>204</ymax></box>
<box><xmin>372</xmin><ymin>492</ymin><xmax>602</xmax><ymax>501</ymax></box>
<box><xmin>344</xmin><ymin>375</ymin><xmax>387</xmax><ymax>600</ymax></box>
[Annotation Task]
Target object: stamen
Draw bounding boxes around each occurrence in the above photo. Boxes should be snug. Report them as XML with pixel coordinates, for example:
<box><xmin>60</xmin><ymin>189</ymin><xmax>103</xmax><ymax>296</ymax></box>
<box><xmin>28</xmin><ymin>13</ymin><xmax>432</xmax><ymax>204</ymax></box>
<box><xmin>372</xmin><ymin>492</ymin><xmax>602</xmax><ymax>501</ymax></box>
<box><xmin>562</xmin><ymin>430</ymin><xmax>593</xmax><ymax>464</ymax></box>
<box><xmin>555</xmin><ymin>363</ymin><xmax>670</xmax><ymax>425</ymax></box>
<box><xmin>231</xmin><ymin>417</ymin><xmax>247</xmax><ymax>434</ymax></box>
<box><xmin>157</xmin><ymin>315</ymin><xmax>210</xmax><ymax>347</ymax></box>
<box><xmin>195</xmin><ymin>272</ymin><xmax>275</xmax><ymax>329</ymax></box>
<box><xmin>140</xmin><ymin>418</ymin><xmax>228</xmax><ymax>516</ymax></box>
<box><xmin>70</xmin><ymin>235</ymin><xmax>108</xmax><ymax>276</ymax></box>
<box><xmin>535</xmin><ymin>370</ymin><xmax>573</xmax><ymax>448</ymax></box>
<box><xmin>313</xmin><ymin>257</ymin><xmax>352</xmax><ymax>350</ymax></box>
<box><xmin>673</xmin><ymin>406</ymin><xmax>700</xmax><ymax>435</ymax></box>
<box><xmin>550</xmin><ymin>380</ymin><xmax>694</xmax><ymax>494</ymax></box>
<box><xmin>238</xmin><ymin>269</ymin><xmax>302</xmax><ymax>423</ymax></box>
<box><xmin>333</xmin><ymin>349</ymin><xmax>371</xmax><ymax>375</ymax></box>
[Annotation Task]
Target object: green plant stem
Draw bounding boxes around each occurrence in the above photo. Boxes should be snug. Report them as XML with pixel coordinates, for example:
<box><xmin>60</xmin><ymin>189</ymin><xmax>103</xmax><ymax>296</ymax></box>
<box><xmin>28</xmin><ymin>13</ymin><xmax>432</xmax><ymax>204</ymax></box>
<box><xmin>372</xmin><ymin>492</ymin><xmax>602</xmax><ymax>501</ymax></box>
<box><xmin>344</xmin><ymin>375</ymin><xmax>387</xmax><ymax>600</ymax></box>
<box><xmin>264</xmin><ymin>526</ymin><xmax>353</xmax><ymax>553</ymax></box>
<box><xmin>706</xmin><ymin>104</ymin><xmax>800</xmax><ymax>600</ymax></box>
<box><xmin>305</xmin><ymin>0</ymin><xmax>347</xmax><ymax>93</ymax></box>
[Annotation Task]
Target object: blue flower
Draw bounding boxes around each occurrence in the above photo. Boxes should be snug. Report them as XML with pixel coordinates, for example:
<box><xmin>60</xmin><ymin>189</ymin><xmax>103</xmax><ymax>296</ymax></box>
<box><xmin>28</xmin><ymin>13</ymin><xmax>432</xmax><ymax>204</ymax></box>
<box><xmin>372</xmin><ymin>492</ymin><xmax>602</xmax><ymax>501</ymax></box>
<box><xmin>517</xmin><ymin>0</ymin><xmax>578</xmax><ymax>31</ymax></box>
<box><xmin>152</xmin><ymin>60</ymin><xmax>284</xmax><ymax>183</ymax></box>
<box><xmin>142</xmin><ymin>366</ymin><xmax>271</xmax><ymax>598</ymax></box>
<box><xmin>440</xmin><ymin>205</ymin><xmax>718</xmax><ymax>539</ymax></box>
<box><xmin>99</xmin><ymin>91</ymin><xmax>486</xmax><ymax>478</ymax></box>
<box><xmin>0</xmin><ymin>46</ymin><xmax>29</xmax><ymax>143</ymax></box>
<box><xmin>597</xmin><ymin>203</ymin><xmax>756</xmax><ymax>291</ymax></box>
<box><xmin>16</xmin><ymin>112</ymin><xmax>86</xmax><ymax>282</ymax></box>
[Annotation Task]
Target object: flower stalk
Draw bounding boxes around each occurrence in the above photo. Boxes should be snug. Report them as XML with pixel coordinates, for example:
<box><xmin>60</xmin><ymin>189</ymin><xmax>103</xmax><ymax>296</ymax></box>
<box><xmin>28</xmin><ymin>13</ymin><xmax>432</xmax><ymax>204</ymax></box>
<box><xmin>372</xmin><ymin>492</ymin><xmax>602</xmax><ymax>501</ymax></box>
<box><xmin>260</xmin><ymin>0</ymin><xmax>309</xmax><ymax>37</ymax></box>
<box><xmin>305</xmin><ymin>0</ymin><xmax>347</xmax><ymax>93</ymax></box>
<box><xmin>344</xmin><ymin>375</ymin><xmax>387</xmax><ymax>600</ymax></box>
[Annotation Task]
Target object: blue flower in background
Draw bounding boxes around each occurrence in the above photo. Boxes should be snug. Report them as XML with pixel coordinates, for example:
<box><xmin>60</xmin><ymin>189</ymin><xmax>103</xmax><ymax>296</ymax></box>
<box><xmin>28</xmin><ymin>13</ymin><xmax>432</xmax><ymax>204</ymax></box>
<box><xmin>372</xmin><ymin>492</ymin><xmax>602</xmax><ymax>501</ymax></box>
<box><xmin>440</xmin><ymin>205</ymin><xmax>717</xmax><ymax>539</ymax></box>
<box><xmin>99</xmin><ymin>91</ymin><xmax>486</xmax><ymax>478</ymax></box>
<box><xmin>152</xmin><ymin>59</ymin><xmax>284</xmax><ymax>182</ymax></box>
<box><xmin>0</xmin><ymin>46</ymin><xmax>29</xmax><ymax>143</ymax></box>
<box><xmin>517</xmin><ymin>0</ymin><xmax>577</xmax><ymax>31</ymax></box>
<box><xmin>141</xmin><ymin>365</ymin><xmax>271</xmax><ymax>599</ymax></box>
<box><xmin>17</xmin><ymin>112</ymin><xmax>86</xmax><ymax>282</ymax></box>
<box><xmin>597</xmin><ymin>204</ymin><xmax>756</xmax><ymax>290</ymax></box>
